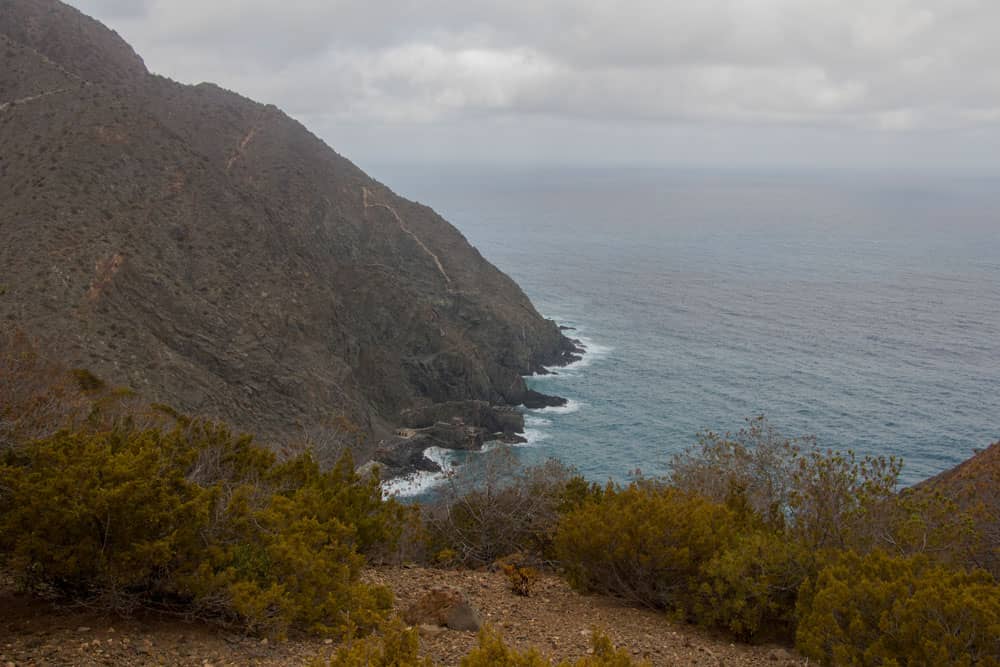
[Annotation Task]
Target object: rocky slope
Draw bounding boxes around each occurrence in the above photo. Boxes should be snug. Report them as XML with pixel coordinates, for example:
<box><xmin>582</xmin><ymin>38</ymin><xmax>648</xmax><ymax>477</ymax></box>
<box><xmin>0</xmin><ymin>0</ymin><xmax>578</xmax><ymax>461</ymax></box>
<box><xmin>912</xmin><ymin>441</ymin><xmax>1000</xmax><ymax>574</ymax></box>
<box><xmin>0</xmin><ymin>567</ymin><xmax>804</xmax><ymax>666</ymax></box>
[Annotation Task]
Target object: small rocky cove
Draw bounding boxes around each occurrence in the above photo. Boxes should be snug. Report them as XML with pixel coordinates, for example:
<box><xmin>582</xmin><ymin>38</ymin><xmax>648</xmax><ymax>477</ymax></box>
<box><xmin>366</xmin><ymin>338</ymin><xmax>585</xmax><ymax>484</ymax></box>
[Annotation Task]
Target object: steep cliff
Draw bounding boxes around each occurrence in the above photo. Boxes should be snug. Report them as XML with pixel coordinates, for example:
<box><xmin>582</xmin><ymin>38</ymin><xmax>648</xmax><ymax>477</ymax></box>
<box><xmin>0</xmin><ymin>0</ymin><xmax>577</xmax><ymax>458</ymax></box>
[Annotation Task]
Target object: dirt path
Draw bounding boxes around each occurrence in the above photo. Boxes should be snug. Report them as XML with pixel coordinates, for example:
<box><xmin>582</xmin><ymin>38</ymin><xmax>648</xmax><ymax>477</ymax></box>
<box><xmin>372</xmin><ymin>567</ymin><xmax>803</xmax><ymax>667</ymax></box>
<box><xmin>0</xmin><ymin>87</ymin><xmax>73</xmax><ymax>112</ymax></box>
<box><xmin>0</xmin><ymin>568</ymin><xmax>803</xmax><ymax>666</ymax></box>
<box><xmin>362</xmin><ymin>186</ymin><xmax>453</xmax><ymax>288</ymax></box>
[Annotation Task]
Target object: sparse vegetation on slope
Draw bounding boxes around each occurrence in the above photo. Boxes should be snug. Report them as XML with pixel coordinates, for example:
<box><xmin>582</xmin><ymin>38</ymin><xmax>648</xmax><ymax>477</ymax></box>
<box><xmin>1</xmin><ymin>0</ymin><xmax>576</xmax><ymax>454</ymax></box>
<box><xmin>2</xmin><ymin>338</ymin><xmax>999</xmax><ymax>665</ymax></box>
<box><xmin>426</xmin><ymin>417</ymin><xmax>999</xmax><ymax>664</ymax></box>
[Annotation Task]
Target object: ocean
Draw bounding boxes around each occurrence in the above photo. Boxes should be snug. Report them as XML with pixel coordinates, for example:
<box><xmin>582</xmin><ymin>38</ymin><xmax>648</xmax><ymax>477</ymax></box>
<box><xmin>374</xmin><ymin>166</ymin><xmax>1000</xmax><ymax>496</ymax></box>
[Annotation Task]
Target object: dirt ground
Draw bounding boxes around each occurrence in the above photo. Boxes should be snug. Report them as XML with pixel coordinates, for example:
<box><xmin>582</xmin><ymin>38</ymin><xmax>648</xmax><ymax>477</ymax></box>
<box><xmin>0</xmin><ymin>567</ymin><xmax>804</xmax><ymax>666</ymax></box>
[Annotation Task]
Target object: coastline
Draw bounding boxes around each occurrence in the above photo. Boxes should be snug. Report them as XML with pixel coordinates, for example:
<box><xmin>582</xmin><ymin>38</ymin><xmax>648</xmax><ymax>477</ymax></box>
<box><xmin>378</xmin><ymin>328</ymin><xmax>589</xmax><ymax>499</ymax></box>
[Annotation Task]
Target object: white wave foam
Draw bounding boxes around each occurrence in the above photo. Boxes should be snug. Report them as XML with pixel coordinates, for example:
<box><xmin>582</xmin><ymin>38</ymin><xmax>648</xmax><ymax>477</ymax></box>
<box><xmin>560</xmin><ymin>334</ymin><xmax>613</xmax><ymax>372</ymax></box>
<box><xmin>529</xmin><ymin>398</ymin><xmax>582</xmax><ymax>415</ymax></box>
<box><xmin>525</xmin><ymin>415</ymin><xmax>552</xmax><ymax>427</ymax></box>
<box><xmin>380</xmin><ymin>446</ymin><xmax>455</xmax><ymax>498</ymax></box>
<box><xmin>523</xmin><ymin>428</ymin><xmax>549</xmax><ymax>444</ymax></box>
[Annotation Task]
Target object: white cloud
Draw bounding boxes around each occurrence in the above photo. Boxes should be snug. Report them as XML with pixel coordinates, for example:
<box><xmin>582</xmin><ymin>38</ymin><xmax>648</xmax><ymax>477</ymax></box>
<box><xmin>71</xmin><ymin>0</ymin><xmax>1000</xmax><ymax>166</ymax></box>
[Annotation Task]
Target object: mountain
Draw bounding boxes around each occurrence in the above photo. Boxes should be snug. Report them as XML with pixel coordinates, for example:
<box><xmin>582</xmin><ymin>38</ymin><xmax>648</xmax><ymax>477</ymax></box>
<box><xmin>0</xmin><ymin>0</ymin><xmax>577</xmax><ymax>461</ymax></box>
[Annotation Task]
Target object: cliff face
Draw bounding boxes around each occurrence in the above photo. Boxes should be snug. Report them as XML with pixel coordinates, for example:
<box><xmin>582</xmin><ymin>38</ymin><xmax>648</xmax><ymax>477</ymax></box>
<box><xmin>0</xmin><ymin>0</ymin><xmax>576</xmax><ymax>456</ymax></box>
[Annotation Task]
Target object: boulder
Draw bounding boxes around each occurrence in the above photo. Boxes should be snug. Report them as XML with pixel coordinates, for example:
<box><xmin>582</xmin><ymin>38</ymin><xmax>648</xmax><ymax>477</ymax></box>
<box><xmin>372</xmin><ymin>436</ymin><xmax>441</xmax><ymax>476</ymax></box>
<box><xmin>403</xmin><ymin>587</ymin><xmax>481</xmax><ymax>632</ymax></box>
<box><xmin>418</xmin><ymin>421</ymin><xmax>485</xmax><ymax>451</ymax></box>
<box><xmin>400</xmin><ymin>400</ymin><xmax>526</xmax><ymax>435</ymax></box>
<box><xmin>521</xmin><ymin>390</ymin><xmax>568</xmax><ymax>409</ymax></box>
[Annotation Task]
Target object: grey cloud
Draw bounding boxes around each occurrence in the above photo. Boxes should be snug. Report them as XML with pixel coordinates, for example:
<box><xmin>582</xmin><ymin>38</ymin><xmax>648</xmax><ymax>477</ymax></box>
<box><xmin>71</xmin><ymin>0</ymin><xmax>1000</xmax><ymax>166</ymax></box>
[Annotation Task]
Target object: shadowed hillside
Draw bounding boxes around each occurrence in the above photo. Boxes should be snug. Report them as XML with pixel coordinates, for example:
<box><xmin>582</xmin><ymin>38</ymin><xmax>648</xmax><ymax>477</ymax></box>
<box><xmin>0</xmin><ymin>0</ymin><xmax>577</xmax><ymax>457</ymax></box>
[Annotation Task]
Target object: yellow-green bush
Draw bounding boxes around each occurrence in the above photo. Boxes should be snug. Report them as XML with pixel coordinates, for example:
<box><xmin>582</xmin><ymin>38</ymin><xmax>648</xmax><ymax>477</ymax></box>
<box><xmin>554</xmin><ymin>483</ymin><xmax>739</xmax><ymax>611</ymax></box>
<box><xmin>0</xmin><ymin>418</ymin><xmax>401</xmax><ymax>637</ymax></box>
<box><xmin>693</xmin><ymin>529</ymin><xmax>814</xmax><ymax>642</ymax></box>
<box><xmin>0</xmin><ymin>426</ymin><xmax>210</xmax><ymax>601</ymax></box>
<box><xmin>322</xmin><ymin>624</ymin><xmax>647</xmax><ymax>667</ymax></box>
<box><xmin>325</xmin><ymin>621</ymin><xmax>433</xmax><ymax>666</ymax></box>
<box><xmin>461</xmin><ymin>628</ymin><xmax>648</xmax><ymax>667</ymax></box>
<box><xmin>796</xmin><ymin>550</ymin><xmax>1000</xmax><ymax>666</ymax></box>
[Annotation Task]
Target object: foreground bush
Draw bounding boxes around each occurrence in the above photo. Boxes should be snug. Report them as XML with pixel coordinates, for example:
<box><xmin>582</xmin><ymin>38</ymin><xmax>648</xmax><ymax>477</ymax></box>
<box><xmin>0</xmin><ymin>419</ymin><xmax>401</xmax><ymax>637</ymax></box>
<box><xmin>555</xmin><ymin>483</ymin><xmax>738</xmax><ymax>610</ymax></box>
<box><xmin>796</xmin><ymin>550</ymin><xmax>1000</xmax><ymax>666</ymax></box>
<box><xmin>461</xmin><ymin>628</ymin><xmax>648</xmax><ymax>667</ymax></box>
<box><xmin>325</xmin><ymin>621</ymin><xmax>433</xmax><ymax>666</ymax></box>
<box><xmin>424</xmin><ymin>451</ymin><xmax>597</xmax><ymax>567</ymax></box>
<box><xmin>324</xmin><ymin>625</ymin><xmax>647</xmax><ymax>667</ymax></box>
<box><xmin>670</xmin><ymin>416</ymin><xmax>906</xmax><ymax>552</ymax></box>
<box><xmin>693</xmin><ymin>529</ymin><xmax>813</xmax><ymax>642</ymax></box>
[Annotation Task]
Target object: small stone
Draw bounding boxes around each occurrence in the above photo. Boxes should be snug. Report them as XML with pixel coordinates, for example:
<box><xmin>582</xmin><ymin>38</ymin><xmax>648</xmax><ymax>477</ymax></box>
<box><xmin>769</xmin><ymin>648</ymin><xmax>795</xmax><ymax>662</ymax></box>
<box><xmin>418</xmin><ymin>624</ymin><xmax>445</xmax><ymax>638</ymax></box>
<box><xmin>77</xmin><ymin>627</ymin><xmax>91</xmax><ymax>633</ymax></box>
<box><xmin>260</xmin><ymin>638</ymin><xmax>268</xmax><ymax>646</ymax></box>
<box><xmin>324</xmin><ymin>639</ymin><xmax>334</xmax><ymax>645</ymax></box>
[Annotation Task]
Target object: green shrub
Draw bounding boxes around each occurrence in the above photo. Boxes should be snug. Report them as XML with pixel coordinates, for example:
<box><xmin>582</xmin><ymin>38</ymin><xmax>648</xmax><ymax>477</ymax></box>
<box><xmin>554</xmin><ymin>483</ymin><xmax>738</xmax><ymax>611</ymax></box>
<box><xmin>324</xmin><ymin>620</ymin><xmax>433</xmax><ymax>666</ymax></box>
<box><xmin>0</xmin><ymin>419</ymin><xmax>401</xmax><ymax>637</ymax></box>
<box><xmin>460</xmin><ymin>629</ymin><xmax>550</xmax><ymax>667</ymax></box>
<box><xmin>693</xmin><ymin>529</ymin><xmax>814</xmax><ymax>642</ymax></box>
<box><xmin>0</xmin><ymin>427</ymin><xmax>209</xmax><ymax>603</ymax></box>
<box><xmin>461</xmin><ymin>628</ymin><xmax>648</xmax><ymax>667</ymax></box>
<box><xmin>796</xmin><ymin>550</ymin><xmax>1000</xmax><ymax>666</ymax></box>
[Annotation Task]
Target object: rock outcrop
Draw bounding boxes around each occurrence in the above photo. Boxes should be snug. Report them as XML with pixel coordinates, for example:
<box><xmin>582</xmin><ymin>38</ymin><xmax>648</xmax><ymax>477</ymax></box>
<box><xmin>0</xmin><ymin>0</ymin><xmax>579</xmax><ymax>462</ymax></box>
<box><xmin>403</xmin><ymin>587</ymin><xmax>482</xmax><ymax>632</ymax></box>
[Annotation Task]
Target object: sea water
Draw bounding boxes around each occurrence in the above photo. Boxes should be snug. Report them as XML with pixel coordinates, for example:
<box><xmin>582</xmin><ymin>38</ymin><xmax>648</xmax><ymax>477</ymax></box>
<box><xmin>374</xmin><ymin>166</ymin><xmax>1000</xmax><ymax>494</ymax></box>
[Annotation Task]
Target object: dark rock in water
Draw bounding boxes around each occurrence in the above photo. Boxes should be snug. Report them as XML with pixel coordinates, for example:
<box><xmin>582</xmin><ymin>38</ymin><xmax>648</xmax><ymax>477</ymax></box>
<box><xmin>416</xmin><ymin>421</ymin><xmax>485</xmax><ymax>451</ymax></box>
<box><xmin>491</xmin><ymin>432</ymin><xmax>529</xmax><ymax>445</ymax></box>
<box><xmin>559</xmin><ymin>325</ymin><xmax>577</xmax><ymax>331</ymax></box>
<box><xmin>372</xmin><ymin>435</ymin><xmax>442</xmax><ymax>475</ymax></box>
<box><xmin>400</xmin><ymin>400</ymin><xmax>524</xmax><ymax>435</ymax></box>
<box><xmin>521</xmin><ymin>390</ymin><xmax>568</xmax><ymax>409</ymax></box>
<box><xmin>373</xmin><ymin>417</ymin><xmax>487</xmax><ymax>478</ymax></box>
<box><xmin>0</xmin><ymin>0</ymin><xmax>578</xmax><ymax>461</ymax></box>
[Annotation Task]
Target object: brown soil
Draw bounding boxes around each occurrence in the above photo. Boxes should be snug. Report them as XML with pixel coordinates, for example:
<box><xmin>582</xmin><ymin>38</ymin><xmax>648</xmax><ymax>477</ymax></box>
<box><xmin>0</xmin><ymin>568</ymin><xmax>803</xmax><ymax>666</ymax></box>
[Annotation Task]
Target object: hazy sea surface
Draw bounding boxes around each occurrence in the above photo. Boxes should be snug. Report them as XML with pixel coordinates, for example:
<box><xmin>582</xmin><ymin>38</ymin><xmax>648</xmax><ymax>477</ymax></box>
<box><xmin>375</xmin><ymin>166</ymin><xmax>1000</xmax><ymax>492</ymax></box>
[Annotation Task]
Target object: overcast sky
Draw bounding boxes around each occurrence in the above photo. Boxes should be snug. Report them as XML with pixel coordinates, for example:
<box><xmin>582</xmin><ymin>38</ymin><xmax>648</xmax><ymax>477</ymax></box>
<box><xmin>74</xmin><ymin>0</ymin><xmax>1000</xmax><ymax>171</ymax></box>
